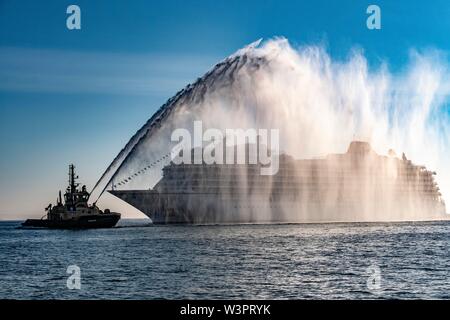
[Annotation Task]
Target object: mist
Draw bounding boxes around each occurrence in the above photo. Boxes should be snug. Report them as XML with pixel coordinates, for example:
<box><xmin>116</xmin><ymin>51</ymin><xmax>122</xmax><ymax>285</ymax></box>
<box><xmin>93</xmin><ymin>38</ymin><xmax>450</xmax><ymax>220</ymax></box>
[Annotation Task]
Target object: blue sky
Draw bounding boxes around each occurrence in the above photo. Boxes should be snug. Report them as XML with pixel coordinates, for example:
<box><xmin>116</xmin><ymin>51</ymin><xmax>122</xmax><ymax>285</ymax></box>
<box><xmin>1</xmin><ymin>0</ymin><xmax>450</xmax><ymax>219</ymax></box>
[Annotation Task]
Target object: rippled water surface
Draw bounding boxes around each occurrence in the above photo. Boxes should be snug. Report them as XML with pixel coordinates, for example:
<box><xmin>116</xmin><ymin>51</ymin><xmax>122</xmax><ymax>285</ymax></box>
<box><xmin>1</xmin><ymin>219</ymin><xmax>449</xmax><ymax>299</ymax></box>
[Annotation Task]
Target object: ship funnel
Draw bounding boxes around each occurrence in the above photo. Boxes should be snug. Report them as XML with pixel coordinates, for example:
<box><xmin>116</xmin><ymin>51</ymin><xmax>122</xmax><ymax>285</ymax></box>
<box><xmin>347</xmin><ymin>141</ymin><xmax>374</xmax><ymax>155</ymax></box>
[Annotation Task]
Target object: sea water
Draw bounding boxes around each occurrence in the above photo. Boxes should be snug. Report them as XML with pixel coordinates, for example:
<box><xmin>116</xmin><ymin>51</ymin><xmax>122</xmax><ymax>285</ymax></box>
<box><xmin>0</xmin><ymin>219</ymin><xmax>449</xmax><ymax>299</ymax></box>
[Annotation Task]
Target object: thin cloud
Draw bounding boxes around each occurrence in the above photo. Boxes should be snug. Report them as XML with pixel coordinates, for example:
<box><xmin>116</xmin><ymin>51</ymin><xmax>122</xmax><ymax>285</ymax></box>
<box><xmin>0</xmin><ymin>47</ymin><xmax>219</xmax><ymax>95</ymax></box>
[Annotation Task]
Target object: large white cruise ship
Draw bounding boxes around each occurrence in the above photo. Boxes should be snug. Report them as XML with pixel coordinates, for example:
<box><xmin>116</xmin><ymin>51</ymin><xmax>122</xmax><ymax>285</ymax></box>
<box><xmin>110</xmin><ymin>141</ymin><xmax>447</xmax><ymax>224</ymax></box>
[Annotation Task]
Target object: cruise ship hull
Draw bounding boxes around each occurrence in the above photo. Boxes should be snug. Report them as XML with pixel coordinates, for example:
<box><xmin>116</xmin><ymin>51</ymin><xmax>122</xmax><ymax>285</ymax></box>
<box><xmin>110</xmin><ymin>190</ymin><xmax>447</xmax><ymax>224</ymax></box>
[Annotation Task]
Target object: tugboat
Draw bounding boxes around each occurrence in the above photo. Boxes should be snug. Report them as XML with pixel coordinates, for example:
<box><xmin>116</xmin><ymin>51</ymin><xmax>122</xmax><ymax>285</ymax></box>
<box><xmin>22</xmin><ymin>164</ymin><xmax>121</xmax><ymax>229</ymax></box>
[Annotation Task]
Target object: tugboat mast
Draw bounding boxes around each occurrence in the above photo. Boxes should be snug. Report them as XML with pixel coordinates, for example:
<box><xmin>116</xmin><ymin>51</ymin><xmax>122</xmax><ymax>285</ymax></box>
<box><xmin>69</xmin><ymin>164</ymin><xmax>79</xmax><ymax>194</ymax></box>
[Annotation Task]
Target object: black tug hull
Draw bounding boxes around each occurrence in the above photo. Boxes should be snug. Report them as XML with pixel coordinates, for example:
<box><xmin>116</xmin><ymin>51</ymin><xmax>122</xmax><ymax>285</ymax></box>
<box><xmin>22</xmin><ymin>214</ymin><xmax>120</xmax><ymax>229</ymax></box>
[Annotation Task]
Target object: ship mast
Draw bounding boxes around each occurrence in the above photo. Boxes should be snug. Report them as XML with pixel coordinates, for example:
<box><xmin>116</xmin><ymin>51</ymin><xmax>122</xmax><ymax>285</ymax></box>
<box><xmin>69</xmin><ymin>164</ymin><xmax>79</xmax><ymax>194</ymax></box>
